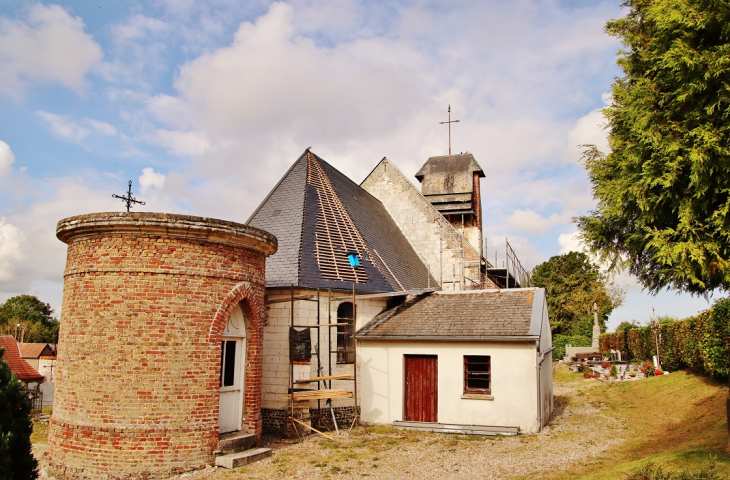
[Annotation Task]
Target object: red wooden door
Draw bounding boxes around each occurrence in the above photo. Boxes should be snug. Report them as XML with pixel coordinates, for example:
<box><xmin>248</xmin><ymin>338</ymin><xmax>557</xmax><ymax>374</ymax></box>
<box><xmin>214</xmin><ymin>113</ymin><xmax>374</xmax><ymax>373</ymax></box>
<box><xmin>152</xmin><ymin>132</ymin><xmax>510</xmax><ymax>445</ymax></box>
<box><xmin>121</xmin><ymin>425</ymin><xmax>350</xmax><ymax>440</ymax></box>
<box><xmin>404</xmin><ymin>355</ymin><xmax>438</xmax><ymax>422</ymax></box>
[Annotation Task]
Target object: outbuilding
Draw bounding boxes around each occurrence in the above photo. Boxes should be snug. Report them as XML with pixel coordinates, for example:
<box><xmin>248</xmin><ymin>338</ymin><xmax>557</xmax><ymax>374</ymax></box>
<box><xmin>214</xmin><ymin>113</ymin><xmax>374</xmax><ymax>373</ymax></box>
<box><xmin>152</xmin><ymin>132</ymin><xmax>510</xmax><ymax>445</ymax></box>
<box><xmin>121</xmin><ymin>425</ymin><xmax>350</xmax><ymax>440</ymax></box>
<box><xmin>357</xmin><ymin>288</ymin><xmax>553</xmax><ymax>434</ymax></box>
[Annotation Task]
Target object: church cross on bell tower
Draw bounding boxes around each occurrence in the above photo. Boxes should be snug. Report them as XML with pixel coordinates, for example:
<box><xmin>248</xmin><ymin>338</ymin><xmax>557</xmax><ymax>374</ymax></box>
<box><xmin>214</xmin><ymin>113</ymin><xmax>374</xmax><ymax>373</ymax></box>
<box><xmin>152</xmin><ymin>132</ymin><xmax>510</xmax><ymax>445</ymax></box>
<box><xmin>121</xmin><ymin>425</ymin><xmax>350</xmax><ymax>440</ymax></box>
<box><xmin>439</xmin><ymin>105</ymin><xmax>460</xmax><ymax>156</ymax></box>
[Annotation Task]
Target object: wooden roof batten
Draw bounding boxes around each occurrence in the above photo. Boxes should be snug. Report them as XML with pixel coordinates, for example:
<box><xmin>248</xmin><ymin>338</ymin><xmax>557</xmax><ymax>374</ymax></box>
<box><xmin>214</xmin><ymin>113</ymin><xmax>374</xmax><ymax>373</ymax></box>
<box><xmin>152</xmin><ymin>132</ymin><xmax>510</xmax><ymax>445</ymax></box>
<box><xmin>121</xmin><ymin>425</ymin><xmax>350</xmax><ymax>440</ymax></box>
<box><xmin>307</xmin><ymin>152</ymin><xmax>370</xmax><ymax>284</ymax></box>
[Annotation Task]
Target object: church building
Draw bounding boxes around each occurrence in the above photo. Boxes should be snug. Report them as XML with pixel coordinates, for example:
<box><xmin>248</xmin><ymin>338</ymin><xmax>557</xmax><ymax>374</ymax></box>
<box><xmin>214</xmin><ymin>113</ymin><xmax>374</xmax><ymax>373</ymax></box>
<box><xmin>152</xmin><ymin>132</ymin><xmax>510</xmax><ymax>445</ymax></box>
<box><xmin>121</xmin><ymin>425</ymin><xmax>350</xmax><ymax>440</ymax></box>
<box><xmin>247</xmin><ymin>148</ymin><xmax>553</xmax><ymax>436</ymax></box>
<box><xmin>46</xmin><ymin>145</ymin><xmax>554</xmax><ymax>479</ymax></box>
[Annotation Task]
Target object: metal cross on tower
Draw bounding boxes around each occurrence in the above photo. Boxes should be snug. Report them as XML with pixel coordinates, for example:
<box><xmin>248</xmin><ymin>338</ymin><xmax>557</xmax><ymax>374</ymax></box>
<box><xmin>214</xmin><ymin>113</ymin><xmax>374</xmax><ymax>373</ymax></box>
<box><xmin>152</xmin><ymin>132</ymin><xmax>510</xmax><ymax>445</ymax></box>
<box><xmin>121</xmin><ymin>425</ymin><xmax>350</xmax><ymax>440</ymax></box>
<box><xmin>439</xmin><ymin>105</ymin><xmax>460</xmax><ymax>156</ymax></box>
<box><xmin>112</xmin><ymin>180</ymin><xmax>146</xmax><ymax>212</ymax></box>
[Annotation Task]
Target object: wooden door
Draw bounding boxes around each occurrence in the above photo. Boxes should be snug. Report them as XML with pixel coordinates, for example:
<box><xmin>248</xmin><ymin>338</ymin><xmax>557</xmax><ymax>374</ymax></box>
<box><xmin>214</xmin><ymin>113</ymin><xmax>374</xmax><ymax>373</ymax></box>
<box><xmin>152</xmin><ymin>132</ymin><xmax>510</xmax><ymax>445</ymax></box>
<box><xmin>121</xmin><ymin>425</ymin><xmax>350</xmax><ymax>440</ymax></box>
<box><xmin>404</xmin><ymin>355</ymin><xmax>438</xmax><ymax>423</ymax></box>
<box><xmin>219</xmin><ymin>305</ymin><xmax>246</xmax><ymax>433</ymax></box>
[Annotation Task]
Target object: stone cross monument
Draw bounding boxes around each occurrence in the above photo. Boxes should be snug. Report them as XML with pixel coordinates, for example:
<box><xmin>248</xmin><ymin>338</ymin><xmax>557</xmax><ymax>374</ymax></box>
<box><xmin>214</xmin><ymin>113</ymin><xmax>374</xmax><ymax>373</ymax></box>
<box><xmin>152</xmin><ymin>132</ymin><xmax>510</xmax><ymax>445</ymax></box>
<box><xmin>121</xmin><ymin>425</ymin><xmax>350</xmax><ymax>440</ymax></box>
<box><xmin>592</xmin><ymin>302</ymin><xmax>600</xmax><ymax>349</ymax></box>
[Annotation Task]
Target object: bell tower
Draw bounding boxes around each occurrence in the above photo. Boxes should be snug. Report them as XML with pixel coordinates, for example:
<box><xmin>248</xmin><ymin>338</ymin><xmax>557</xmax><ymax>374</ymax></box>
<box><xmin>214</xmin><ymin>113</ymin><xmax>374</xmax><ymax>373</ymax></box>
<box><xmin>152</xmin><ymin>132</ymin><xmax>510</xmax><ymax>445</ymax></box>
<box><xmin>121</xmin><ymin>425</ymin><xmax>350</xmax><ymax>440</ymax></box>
<box><xmin>415</xmin><ymin>153</ymin><xmax>485</xmax><ymax>252</ymax></box>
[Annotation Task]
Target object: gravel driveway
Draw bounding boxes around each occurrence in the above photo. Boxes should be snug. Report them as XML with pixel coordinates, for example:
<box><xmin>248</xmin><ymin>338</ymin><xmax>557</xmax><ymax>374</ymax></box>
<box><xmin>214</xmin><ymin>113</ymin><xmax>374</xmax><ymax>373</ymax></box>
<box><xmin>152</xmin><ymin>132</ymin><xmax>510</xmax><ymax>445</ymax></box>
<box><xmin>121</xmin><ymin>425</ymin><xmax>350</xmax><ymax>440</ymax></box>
<box><xmin>167</xmin><ymin>376</ymin><xmax>626</xmax><ymax>480</ymax></box>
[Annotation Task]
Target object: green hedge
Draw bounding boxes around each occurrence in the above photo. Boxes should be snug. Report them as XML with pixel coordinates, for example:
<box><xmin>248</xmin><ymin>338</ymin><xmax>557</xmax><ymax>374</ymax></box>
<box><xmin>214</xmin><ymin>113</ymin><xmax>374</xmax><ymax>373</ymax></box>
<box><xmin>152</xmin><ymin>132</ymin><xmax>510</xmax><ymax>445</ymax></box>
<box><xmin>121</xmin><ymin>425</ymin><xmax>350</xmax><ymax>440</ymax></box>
<box><xmin>553</xmin><ymin>334</ymin><xmax>592</xmax><ymax>359</ymax></box>
<box><xmin>599</xmin><ymin>298</ymin><xmax>730</xmax><ymax>377</ymax></box>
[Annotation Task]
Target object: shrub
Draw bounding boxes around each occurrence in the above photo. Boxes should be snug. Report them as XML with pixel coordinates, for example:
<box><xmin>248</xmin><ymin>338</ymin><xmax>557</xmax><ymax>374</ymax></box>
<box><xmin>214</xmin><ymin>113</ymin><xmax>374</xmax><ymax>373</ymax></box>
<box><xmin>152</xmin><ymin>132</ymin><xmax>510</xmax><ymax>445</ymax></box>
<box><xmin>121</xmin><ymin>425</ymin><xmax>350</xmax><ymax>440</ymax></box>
<box><xmin>601</xmin><ymin>298</ymin><xmax>730</xmax><ymax>378</ymax></box>
<box><xmin>0</xmin><ymin>347</ymin><xmax>38</xmax><ymax>479</ymax></box>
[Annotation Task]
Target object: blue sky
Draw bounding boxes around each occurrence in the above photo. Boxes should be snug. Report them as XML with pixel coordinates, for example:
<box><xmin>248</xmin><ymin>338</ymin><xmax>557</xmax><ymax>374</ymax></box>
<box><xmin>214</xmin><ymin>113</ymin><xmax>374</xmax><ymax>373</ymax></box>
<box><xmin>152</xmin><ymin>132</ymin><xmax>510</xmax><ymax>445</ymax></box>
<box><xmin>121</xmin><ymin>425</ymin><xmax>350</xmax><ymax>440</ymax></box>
<box><xmin>0</xmin><ymin>0</ymin><xmax>719</xmax><ymax>329</ymax></box>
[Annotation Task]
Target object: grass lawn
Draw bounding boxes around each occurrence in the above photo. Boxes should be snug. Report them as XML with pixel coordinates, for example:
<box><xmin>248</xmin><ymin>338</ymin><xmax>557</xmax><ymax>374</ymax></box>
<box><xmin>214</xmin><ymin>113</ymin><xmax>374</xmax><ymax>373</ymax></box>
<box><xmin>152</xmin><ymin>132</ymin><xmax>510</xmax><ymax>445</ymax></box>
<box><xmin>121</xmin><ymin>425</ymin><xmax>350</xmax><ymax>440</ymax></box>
<box><xmin>542</xmin><ymin>365</ymin><xmax>730</xmax><ymax>479</ymax></box>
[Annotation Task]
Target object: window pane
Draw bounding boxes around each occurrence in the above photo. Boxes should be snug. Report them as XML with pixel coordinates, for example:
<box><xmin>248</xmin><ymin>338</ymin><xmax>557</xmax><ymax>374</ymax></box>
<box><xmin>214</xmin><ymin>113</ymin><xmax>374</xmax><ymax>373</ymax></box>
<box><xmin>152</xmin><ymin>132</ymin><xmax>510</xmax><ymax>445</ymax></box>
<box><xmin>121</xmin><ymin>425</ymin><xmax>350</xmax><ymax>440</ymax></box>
<box><xmin>464</xmin><ymin>355</ymin><xmax>490</xmax><ymax>394</ymax></box>
<box><xmin>337</xmin><ymin>302</ymin><xmax>355</xmax><ymax>364</ymax></box>
<box><xmin>223</xmin><ymin>340</ymin><xmax>236</xmax><ymax>387</ymax></box>
<box><xmin>219</xmin><ymin>341</ymin><xmax>225</xmax><ymax>387</ymax></box>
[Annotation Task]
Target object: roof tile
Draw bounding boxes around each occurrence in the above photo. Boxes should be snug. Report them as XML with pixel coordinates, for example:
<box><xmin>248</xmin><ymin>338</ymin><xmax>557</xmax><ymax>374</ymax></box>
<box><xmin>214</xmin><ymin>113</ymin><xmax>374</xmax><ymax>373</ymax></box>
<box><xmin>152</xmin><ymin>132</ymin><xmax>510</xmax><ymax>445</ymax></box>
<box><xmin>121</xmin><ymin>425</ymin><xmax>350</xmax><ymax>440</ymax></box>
<box><xmin>0</xmin><ymin>336</ymin><xmax>44</xmax><ymax>382</ymax></box>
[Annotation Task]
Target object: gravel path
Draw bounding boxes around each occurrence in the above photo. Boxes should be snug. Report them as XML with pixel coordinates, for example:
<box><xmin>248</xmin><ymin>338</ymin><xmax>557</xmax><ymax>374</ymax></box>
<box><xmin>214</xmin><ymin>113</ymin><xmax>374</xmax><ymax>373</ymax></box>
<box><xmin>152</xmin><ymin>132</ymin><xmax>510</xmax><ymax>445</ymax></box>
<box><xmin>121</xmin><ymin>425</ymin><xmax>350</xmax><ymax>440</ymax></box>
<box><xmin>167</xmin><ymin>376</ymin><xmax>628</xmax><ymax>480</ymax></box>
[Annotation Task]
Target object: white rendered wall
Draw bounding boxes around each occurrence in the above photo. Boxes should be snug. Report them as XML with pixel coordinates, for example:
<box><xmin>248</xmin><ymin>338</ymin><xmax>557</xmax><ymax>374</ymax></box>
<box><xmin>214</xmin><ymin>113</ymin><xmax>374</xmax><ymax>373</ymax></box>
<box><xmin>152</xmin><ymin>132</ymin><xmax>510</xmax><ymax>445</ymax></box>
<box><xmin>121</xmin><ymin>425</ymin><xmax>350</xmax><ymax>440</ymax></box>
<box><xmin>358</xmin><ymin>340</ymin><xmax>541</xmax><ymax>433</ymax></box>
<box><xmin>262</xmin><ymin>288</ymin><xmax>386</xmax><ymax>410</ymax></box>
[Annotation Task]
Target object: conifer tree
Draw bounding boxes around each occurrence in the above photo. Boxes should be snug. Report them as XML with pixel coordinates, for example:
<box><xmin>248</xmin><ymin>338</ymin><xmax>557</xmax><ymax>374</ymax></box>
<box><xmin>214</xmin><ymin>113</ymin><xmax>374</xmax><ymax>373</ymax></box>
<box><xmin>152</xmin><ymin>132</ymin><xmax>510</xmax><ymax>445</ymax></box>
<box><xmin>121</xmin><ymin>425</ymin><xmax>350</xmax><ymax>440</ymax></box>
<box><xmin>0</xmin><ymin>347</ymin><xmax>38</xmax><ymax>480</ymax></box>
<box><xmin>577</xmin><ymin>0</ymin><xmax>730</xmax><ymax>295</ymax></box>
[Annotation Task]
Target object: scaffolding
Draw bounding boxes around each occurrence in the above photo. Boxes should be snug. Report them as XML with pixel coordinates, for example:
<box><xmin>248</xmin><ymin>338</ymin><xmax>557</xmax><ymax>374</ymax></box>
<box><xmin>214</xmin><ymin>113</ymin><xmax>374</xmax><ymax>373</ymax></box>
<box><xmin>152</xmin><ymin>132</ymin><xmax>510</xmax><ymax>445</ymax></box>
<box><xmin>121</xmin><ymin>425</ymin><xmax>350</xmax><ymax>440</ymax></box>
<box><xmin>485</xmin><ymin>238</ymin><xmax>533</xmax><ymax>289</ymax></box>
<box><xmin>276</xmin><ymin>286</ymin><xmax>359</xmax><ymax>438</ymax></box>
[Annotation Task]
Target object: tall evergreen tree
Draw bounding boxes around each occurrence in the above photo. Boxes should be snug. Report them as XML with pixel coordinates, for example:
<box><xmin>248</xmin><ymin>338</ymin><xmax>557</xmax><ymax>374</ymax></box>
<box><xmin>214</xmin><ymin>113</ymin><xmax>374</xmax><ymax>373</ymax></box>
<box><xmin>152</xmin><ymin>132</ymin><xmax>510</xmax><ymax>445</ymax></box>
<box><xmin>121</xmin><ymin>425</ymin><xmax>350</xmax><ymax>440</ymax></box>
<box><xmin>577</xmin><ymin>0</ymin><xmax>730</xmax><ymax>295</ymax></box>
<box><xmin>0</xmin><ymin>348</ymin><xmax>38</xmax><ymax>479</ymax></box>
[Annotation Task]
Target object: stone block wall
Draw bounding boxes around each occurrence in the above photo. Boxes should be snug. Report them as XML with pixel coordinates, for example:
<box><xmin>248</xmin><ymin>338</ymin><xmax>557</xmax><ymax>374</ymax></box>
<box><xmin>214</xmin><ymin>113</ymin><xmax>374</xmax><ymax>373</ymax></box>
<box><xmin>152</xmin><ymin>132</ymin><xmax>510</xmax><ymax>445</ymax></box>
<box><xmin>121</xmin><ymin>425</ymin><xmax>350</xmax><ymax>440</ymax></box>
<box><xmin>361</xmin><ymin>159</ymin><xmax>483</xmax><ymax>289</ymax></box>
<box><xmin>46</xmin><ymin>212</ymin><xmax>276</xmax><ymax>480</ymax></box>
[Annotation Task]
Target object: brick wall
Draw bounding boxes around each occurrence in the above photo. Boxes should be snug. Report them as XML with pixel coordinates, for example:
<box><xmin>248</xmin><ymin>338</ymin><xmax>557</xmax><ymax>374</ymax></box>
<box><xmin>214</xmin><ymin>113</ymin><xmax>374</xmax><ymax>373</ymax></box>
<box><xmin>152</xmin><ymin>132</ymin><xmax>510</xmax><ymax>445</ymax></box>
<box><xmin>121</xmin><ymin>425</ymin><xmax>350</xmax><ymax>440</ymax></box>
<box><xmin>46</xmin><ymin>212</ymin><xmax>276</xmax><ymax>480</ymax></box>
<box><xmin>361</xmin><ymin>159</ymin><xmax>483</xmax><ymax>289</ymax></box>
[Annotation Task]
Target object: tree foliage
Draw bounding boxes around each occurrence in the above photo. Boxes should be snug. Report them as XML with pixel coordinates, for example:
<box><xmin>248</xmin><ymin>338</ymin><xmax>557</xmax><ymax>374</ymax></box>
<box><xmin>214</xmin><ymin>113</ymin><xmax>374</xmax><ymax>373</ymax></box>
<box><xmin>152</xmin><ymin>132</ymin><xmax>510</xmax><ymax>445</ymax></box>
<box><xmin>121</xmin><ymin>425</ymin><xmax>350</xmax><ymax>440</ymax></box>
<box><xmin>0</xmin><ymin>296</ymin><xmax>59</xmax><ymax>344</ymax></box>
<box><xmin>577</xmin><ymin>0</ymin><xmax>730</xmax><ymax>295</ymax></box>
<box><xmin>531</xmin><ymin>251</ymin><xmax>625</xmax><ymax>336</ymax></box>
<box><xmin>0</xmin><ymin>348</ymin><xmax>38</xmax><ymax>479</ymax></box>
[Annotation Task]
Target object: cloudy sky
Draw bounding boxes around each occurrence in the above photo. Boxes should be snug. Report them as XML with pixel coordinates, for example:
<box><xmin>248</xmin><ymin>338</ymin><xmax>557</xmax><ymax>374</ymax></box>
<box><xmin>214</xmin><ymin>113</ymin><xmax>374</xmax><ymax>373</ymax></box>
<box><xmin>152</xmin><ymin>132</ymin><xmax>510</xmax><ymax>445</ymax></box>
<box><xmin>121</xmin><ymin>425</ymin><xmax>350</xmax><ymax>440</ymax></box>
<box><xmin>0</xmin><ymin>0</ymin><xmax>718</xmax><ymax>329</ymax></box>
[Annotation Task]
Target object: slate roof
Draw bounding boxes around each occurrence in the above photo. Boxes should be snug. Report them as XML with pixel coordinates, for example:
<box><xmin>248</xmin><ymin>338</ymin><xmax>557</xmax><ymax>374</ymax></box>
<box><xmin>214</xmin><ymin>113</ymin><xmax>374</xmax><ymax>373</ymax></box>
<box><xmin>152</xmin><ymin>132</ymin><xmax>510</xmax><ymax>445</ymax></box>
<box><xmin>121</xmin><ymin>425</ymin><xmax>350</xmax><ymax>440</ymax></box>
<box><xmin>0</xmin><ymin>336</ymin><xmax>44</xmax><ymax>382</ymax></box>
<box><xmin>358</xmin><ymin>288</ymin><xmax>545</xmax><ymax>340</ymax></box>
<box><xmin>247</xmin><ymin>149</ymin><xmax>436</xmax><ymax>293</ymax></box>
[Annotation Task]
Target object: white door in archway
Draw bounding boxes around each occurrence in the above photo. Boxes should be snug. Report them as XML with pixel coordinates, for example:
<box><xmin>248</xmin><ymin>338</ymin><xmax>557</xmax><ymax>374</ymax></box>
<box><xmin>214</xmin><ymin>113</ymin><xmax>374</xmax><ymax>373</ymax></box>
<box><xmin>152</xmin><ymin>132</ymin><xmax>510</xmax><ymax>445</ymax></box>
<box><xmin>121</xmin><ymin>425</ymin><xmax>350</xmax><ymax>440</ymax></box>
<box><xmin>219</xmin><ymin>304</ymin><xmax>246</xmax><ymax>433</ymax></box>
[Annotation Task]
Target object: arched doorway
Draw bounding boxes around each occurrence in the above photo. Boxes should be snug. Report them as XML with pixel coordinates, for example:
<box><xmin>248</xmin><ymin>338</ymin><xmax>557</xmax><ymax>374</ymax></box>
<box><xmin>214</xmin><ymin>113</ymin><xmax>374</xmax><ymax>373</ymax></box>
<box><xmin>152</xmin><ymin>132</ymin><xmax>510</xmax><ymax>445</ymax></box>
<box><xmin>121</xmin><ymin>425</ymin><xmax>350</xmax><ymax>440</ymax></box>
<box><xmin>219</xmin><ymin>303</ymin><xmax>246</xmax><ymax>433</ymax></box>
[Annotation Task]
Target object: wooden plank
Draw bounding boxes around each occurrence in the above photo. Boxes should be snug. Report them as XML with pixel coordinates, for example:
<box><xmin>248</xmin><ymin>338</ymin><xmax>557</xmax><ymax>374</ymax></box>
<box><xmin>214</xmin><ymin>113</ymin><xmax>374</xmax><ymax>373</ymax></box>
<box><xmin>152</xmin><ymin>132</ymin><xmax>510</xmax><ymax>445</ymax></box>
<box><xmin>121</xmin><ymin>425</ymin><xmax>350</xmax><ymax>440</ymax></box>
<box><xmin>294</xmin><ymin>374</ymin><xmax>354</xmax><ymax>384</ymax></box>
<box><xmin>289</xmin><ymin>417</ymin><xmax>334</xmax><ymax>440</ymax></box>
<box><xmin>393</xmin><ymin>421</ymin><xmax>519</xmax><ymax>436</ymax></box>
<box><xmin>281</xmin><ymin>389</ymin><xmax>354</xmax><ymax>400</ymax></box>
<box><xmin>265</xmin><ymin>296</ymin><xmax>314</xmax><ymax>305</ymax></box>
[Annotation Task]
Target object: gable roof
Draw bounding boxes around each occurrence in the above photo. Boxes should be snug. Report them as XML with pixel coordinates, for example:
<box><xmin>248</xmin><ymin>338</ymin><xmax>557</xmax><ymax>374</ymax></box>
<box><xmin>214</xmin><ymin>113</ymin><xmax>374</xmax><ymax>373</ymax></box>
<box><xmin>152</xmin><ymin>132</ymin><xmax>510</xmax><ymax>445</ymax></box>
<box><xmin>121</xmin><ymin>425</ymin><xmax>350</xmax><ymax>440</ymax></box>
<box><xmin>358</xmin><ymin>288</ymin><xmax>546</xmax><ymax>341</ymax></box>
<box><xmin>0</xmin><ymin>336</ymin><xmax>44</xmax><ymax>382</ymax></box>
<box><xmin>247</xmin><ymin>149</ymin><xmax>436</xmax><ymax>293</ymax></box>
<box><xmin>19</xmin><ymin>343</ymin><xmax>54</xmax><ymax>359</ymax></box>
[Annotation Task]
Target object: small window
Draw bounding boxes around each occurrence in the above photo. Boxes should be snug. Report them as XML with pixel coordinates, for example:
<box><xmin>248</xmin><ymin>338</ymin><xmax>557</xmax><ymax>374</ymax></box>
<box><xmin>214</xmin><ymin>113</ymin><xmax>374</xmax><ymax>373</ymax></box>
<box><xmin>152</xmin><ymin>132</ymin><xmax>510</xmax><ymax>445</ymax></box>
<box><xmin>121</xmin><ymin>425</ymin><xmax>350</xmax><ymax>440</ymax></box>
<box><xmin>337</xmin><ymin>302</ymin><xmax>355</xmax><ymax>364</ymax></box>
<box><xmin>464</xmin><ymin>355</ymin><xmax>490</xmax><ymax>394</ymax></box>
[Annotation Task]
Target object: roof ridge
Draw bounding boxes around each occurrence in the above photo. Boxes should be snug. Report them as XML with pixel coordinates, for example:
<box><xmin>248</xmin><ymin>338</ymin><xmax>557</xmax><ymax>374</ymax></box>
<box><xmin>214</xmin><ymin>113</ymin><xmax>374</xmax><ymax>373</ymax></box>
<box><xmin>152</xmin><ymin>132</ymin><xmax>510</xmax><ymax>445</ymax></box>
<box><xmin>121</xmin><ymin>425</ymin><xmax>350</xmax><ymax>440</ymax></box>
<box><xmin>310</xmin><ymin>151</ymin><xmax>384</xmax><ymax>205</ymax></box>
<box><xmin>246</xmin><ymin>148</ymin><xmax>310</xmax><ymax>224</ymax></box>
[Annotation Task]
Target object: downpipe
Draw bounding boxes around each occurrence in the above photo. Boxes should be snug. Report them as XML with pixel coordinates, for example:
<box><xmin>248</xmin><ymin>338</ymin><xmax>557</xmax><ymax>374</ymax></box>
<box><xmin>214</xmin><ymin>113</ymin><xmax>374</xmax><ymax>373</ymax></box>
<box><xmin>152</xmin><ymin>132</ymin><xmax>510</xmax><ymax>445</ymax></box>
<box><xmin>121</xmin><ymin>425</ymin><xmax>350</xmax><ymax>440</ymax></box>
<box><xmin>536</xmin><ymin>344</ymin><xmax>556</xmax><ymax>433</ymax></box>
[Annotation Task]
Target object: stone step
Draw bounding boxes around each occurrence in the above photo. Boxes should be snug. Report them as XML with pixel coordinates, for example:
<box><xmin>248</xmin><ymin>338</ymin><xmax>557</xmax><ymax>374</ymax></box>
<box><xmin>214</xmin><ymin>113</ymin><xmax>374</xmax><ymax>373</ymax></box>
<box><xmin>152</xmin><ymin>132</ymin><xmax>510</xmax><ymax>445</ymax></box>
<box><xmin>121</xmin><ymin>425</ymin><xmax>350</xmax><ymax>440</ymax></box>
<box><xmin>218</xmin><ymin>431</ymin><xmax>256</xmax><ymax>454</ymax></box>
<box><xmin>215</xmin><ymin>448</ymin><xmax>272</xmax><ymax>469</ymax></box>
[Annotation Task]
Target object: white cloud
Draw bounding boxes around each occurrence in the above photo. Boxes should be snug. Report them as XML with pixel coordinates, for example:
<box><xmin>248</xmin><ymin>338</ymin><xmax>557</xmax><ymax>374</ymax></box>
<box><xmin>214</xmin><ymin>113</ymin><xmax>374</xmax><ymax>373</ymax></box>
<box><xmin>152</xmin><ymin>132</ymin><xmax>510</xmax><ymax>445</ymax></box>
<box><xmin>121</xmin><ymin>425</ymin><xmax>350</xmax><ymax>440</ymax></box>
<box><xmin>153</xmin><ymin>2</ymin><xmax>427</xmax><ymax>142</ymax></box>
<box><xmin>506</xmin><ymin>209</ymin><xmax>571</xmax><ymax>235</ymax></box>
<box><xmin>0</xmin><ymin>218</ymin><xmax>25</xmax><ymax>282</ymax></box>
<box><xmin>563</xmin><ymin>94</ymin><xmax>612</xmax><ymax>163</ymax></box>
<box><xmin>0</xmin><ymin>4</ymin><xmax>102</xmax><ymax>98</ymax></box>
<box><xmin>154</xmin><ymin>130</ymin><xmax>210</xmax><ymax>156</ymax></box>
<box><xmin>0</xmin><ymin>140</ymin><xmax>15</xmax><ymax>178</ymax></box>
<box><xmin>38</xmin><ymin>111</ymin><xmax>117</xmax><ymax>142</ymax></box>
<box><xmin>113</xmin><ymin>14</ymin><xmax>169</xmax><ymax>43</ymax></box>
<box><xmin>139</xmin><ymin>167</ymin><xmax>166</xmax><ymax>194</ymax></box>
<box><xmin>558</xmin><ymin>230</ymin><xmax>585</xmax><ymax>254</ymax></box>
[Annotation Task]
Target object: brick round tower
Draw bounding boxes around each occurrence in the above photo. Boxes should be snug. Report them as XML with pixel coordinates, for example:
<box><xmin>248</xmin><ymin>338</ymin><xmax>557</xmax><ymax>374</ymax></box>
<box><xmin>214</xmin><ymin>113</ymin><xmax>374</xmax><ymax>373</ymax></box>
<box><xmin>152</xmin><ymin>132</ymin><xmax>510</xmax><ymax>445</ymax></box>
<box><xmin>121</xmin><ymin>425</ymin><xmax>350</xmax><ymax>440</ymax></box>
<box><xmin>46</xmin><ymin>212</ymin><xmax>276</xmax><ymax>479</ymax></box>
